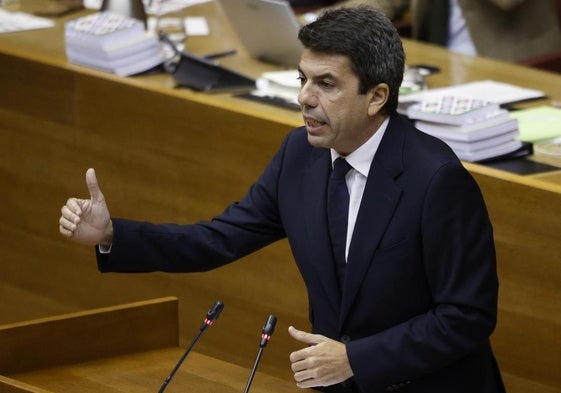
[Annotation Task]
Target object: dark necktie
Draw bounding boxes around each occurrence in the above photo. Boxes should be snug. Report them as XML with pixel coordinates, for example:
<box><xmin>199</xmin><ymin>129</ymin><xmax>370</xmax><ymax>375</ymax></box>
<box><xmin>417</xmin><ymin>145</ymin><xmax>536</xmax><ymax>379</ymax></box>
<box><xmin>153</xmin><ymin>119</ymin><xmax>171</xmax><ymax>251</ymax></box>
<box><xmin>327</xmin><ymin>157</ymin><xmax>352</xmax><ymax>289</ymax></box>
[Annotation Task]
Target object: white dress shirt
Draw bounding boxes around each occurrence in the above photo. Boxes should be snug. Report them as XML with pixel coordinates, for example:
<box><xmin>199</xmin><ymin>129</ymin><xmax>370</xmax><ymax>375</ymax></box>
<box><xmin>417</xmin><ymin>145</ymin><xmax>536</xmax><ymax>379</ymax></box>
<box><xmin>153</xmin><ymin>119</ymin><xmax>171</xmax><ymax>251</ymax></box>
<box><xmin>447</xmin><ymin>0</ymin><xmax>477</xmax><ymax>56</ymax></box>
<box><xmin>330</xmin><ymin>116</ymin><xmax>389</xmax><ymax>262</ymax></box>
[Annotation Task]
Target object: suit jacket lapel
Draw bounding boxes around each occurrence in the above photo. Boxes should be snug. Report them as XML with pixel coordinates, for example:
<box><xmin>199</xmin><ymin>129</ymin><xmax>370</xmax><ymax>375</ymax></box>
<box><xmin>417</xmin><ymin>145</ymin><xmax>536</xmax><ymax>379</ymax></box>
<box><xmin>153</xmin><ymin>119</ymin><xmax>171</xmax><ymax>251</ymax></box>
<box><xmin>339</xmin><ymin>115</ymin><xmax>406</xmax><ymax>328</ymax></box>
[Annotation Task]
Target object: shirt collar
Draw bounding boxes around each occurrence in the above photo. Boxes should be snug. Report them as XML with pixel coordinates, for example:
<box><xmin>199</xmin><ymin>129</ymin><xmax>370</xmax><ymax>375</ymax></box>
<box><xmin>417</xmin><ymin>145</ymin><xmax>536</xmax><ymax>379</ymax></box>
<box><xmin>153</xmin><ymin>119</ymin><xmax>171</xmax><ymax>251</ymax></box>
<box><xmin>330</xmin><ymin>116</ymin><xmax>390</xmax><ymax>178</ymax></box>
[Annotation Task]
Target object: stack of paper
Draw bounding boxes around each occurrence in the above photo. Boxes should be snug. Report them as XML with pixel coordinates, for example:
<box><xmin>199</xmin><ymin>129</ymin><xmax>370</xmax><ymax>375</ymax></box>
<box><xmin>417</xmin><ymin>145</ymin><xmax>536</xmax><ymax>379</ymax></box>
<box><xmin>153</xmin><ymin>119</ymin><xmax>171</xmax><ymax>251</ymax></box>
<box><xmin>64</xmin><ymin>11</ymin><xmax>164</xmax><ymax>76</ymax></box>
<box><xmin>83</xmin><ymin>0</ymin><xmax>213</xmax><ymax>13</ymax></box>
<box><xmin>408</xmin><ymin>96</ymin><xmax>524</xmax><ymax>162</ymax></box>
<box><xmin>251</xmin><ymin>69</ymin><xmax>300</xmax><ymax>107</ymax></box>
<box><xmin>399</xmin><ymin>80</ymin><xmax>545</xmax><ymax>107</ymax></box>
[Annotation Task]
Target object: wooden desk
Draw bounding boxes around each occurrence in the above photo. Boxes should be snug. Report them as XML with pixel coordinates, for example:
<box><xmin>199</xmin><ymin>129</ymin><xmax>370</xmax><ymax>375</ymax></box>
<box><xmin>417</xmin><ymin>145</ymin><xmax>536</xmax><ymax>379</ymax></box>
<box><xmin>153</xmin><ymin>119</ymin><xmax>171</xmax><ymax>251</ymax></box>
<box><xmin>0</xmin><ymin>297</ymin><xmax>299</xmax><ymax>393</ymax></box>
<box><xmin>0</xmin><ymin>2</ymin><xmax>560</xmax><ymax>392</ymax></box>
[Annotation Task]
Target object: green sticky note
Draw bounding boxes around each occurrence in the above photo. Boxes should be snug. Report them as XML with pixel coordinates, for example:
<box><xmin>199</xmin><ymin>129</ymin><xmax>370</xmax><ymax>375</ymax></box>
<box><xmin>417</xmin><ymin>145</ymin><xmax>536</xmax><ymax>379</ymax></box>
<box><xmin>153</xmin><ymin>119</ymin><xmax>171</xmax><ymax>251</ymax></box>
<box><xmin>512</xmin><ymin>106</ymin><xmax>561</xmax><ymax>142</ymax></box>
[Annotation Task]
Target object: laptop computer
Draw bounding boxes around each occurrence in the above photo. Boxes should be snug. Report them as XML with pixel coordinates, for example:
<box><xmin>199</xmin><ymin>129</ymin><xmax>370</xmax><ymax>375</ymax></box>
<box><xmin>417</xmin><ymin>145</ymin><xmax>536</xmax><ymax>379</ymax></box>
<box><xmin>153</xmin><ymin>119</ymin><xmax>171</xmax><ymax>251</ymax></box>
<box><xmin>217</xmin><ymin>0</ymin><xmax>304</xmax><ymax>67</ymax></box>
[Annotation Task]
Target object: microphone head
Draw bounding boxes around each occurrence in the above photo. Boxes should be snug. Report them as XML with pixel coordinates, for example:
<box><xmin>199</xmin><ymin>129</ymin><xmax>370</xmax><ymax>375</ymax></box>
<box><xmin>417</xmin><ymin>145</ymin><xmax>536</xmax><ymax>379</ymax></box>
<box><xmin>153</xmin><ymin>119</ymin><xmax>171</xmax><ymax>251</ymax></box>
<box><xmin>201</xmin><ymin>300</ymin><xmax>224</xmax><ymax>330</ymax></box>
<box><xmin>207</xmin><ymin>300</ymin><xmax>224</xmax><ymax>322</ymax></box>
<box><xmin>260</xmin><ymin>315</ymin><xmax>277</xmax><ymax>347</ymax></box>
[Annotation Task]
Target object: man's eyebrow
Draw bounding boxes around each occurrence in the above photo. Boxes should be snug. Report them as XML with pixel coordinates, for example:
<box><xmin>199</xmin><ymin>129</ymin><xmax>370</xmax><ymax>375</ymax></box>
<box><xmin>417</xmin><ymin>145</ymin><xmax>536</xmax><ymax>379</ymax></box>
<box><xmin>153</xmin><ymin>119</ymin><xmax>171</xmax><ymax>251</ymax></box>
<box><xmin>297</xmin><ymin>67</ymin><xmax>336</xmax><ymax>81</ymax></box>
<box><xmin>314</xmin><ymin>72</ymin><xmax>336</xmax><ymax>80</ymax></box>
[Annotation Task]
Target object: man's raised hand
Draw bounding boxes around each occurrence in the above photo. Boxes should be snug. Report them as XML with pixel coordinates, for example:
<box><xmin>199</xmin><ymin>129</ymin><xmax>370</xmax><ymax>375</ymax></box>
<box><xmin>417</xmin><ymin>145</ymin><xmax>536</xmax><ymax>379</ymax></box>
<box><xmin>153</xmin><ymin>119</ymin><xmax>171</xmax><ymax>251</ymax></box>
<box><xmin>59</xmin><ymin>168</ymin><xmax>113</xmax><ymax>247</ymax></box>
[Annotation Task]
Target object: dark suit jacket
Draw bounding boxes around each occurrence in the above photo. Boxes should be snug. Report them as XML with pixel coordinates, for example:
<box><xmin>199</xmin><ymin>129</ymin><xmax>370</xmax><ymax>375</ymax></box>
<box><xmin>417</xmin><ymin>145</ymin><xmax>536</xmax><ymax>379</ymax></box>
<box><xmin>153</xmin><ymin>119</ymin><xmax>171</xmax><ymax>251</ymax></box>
<box><xmin>98</xmin><ymin>113</ymin><xmax>505</xmax><ymax>392</ymax></box>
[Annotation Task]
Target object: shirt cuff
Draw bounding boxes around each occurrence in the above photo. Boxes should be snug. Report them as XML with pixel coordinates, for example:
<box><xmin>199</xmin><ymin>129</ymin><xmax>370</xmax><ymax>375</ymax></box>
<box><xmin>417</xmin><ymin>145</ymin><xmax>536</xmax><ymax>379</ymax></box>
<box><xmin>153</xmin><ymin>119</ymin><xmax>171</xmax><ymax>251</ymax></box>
<box><xmin>98</xmin><ymin>243</ymin><xmax>112</xmax><ymax>254</ymax></box>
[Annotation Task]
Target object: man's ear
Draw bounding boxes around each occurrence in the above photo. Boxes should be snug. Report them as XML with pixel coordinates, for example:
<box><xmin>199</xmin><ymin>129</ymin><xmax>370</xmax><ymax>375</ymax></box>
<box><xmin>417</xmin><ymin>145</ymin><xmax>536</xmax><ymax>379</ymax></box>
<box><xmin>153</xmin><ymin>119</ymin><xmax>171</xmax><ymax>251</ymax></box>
<box><xmin>367</xmin><ymin>83</ymin><xmax>389</xmax><ymax>116</ymax></box>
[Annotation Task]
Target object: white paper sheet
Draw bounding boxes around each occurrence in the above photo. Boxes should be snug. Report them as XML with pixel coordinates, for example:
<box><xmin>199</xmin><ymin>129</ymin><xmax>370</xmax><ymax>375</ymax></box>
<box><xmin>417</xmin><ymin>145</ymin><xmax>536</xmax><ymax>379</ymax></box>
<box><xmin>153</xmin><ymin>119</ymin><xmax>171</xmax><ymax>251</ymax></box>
<box><xmin>0</xmin><ymin>9</ymin><xmax>54</xmax><ymax>33</ymax></box>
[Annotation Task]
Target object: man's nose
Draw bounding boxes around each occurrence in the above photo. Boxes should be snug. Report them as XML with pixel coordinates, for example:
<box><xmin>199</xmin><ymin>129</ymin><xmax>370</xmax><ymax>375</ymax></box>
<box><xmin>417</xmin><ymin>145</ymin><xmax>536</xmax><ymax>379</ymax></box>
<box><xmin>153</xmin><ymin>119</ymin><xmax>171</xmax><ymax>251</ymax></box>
<box><xmin>297</xmin><ymin>84</ymin><xmax>318</xmax><ymax>108</ymax></box>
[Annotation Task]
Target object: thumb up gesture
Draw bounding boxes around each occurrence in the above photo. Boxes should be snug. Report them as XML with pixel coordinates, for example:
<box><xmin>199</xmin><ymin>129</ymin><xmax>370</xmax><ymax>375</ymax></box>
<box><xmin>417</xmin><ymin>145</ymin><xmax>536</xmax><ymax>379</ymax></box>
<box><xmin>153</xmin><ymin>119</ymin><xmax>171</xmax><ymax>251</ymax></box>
<box><xmin>59</xmin><ymin>168</ymin><xmax>113</xmax><ymax>247</ymax></box>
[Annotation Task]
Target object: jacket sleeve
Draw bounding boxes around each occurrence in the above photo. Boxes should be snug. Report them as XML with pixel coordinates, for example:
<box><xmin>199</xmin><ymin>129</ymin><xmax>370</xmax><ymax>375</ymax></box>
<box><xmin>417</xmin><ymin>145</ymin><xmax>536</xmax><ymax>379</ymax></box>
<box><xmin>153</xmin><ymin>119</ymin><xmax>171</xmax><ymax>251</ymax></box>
<box><xmin>96</xmin><ymin>133</ymin><xmax>293</xmax><ymax>273</ymax></box>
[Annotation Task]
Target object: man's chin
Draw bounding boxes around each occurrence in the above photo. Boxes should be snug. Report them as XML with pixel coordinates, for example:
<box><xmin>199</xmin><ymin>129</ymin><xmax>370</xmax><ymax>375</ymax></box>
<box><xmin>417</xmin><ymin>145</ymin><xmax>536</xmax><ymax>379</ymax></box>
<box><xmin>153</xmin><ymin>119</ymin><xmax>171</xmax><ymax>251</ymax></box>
<box><xmin>307</xmin><ymin>134</ymin><xmax>331</xmax><ymax>149</ymax></box>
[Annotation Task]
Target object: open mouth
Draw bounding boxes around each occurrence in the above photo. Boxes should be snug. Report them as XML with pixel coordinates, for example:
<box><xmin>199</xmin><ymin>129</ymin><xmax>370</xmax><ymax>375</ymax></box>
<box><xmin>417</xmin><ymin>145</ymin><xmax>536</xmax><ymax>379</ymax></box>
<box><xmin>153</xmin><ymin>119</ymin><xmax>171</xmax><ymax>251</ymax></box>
<box><xmin>306</xmin><ymin>118</ymin><xmax>325</xmax><ymax>127</ymax></box>
<box><xmin>304</xmin><ymin>115</ymin><xmax>327</xmax><ymax>130</ymax></box>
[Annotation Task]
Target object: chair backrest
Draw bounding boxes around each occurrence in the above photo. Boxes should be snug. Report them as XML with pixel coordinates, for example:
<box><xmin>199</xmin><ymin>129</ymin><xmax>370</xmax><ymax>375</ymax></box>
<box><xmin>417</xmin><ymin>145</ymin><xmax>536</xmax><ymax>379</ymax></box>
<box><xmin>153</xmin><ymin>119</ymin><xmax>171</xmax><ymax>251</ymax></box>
<box><xmin>518</xmin><ymin>0</ymin><xmax>561</xmax><ymax>73</ymax></box>
<box><xmin>519</xmin><ymin>52</ymin><xmax>561</xmax><ymax>74</ymax></box>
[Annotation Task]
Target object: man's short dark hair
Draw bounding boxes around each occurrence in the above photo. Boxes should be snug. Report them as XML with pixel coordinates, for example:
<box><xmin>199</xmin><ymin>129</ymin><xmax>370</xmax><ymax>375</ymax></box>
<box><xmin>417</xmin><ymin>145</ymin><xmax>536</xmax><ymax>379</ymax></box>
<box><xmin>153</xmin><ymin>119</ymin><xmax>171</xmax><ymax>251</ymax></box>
<box><xmin>298</xmin><ymin>6</ymin><xmax>405</xmax><ymax>114</ymax></box>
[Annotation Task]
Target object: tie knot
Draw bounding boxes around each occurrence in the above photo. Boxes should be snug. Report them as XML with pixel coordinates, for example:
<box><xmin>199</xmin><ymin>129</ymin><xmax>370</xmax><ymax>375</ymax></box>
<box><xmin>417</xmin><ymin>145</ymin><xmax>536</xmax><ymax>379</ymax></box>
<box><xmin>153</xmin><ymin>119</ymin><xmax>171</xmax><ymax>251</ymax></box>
<box><xmin>331</xmin><ymin>158</ymin><xmax>352</xmax><ymax>180</ymax></box>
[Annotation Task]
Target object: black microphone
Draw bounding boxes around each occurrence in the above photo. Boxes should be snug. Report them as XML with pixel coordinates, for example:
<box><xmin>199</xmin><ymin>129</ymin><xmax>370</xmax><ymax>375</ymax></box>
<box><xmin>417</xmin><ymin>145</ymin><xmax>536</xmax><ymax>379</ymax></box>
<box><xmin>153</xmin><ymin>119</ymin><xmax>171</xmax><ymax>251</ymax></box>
<box><xmin>158</xmin><ymin>300</ymin><xmax>224</xmax><ymax>393</ymax></box>
<box><xmin>243</xmin><ymin>315</ymin><xmax>277</xmax><ymax>393</ymax></box>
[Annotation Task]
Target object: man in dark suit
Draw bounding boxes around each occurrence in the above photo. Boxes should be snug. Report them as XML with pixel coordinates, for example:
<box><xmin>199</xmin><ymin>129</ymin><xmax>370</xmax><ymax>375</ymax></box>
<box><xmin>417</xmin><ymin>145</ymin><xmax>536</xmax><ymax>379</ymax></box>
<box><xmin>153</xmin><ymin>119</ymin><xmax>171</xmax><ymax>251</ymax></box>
<box><xmin>59</xmin><ymin>6</ymin><xmax>504</xmax><ymax>393</ymax></box>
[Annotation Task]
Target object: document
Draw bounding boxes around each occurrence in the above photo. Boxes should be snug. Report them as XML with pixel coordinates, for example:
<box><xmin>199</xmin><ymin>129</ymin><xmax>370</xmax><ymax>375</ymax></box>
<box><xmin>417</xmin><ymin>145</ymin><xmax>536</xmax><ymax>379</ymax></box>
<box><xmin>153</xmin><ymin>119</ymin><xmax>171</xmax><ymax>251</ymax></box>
<box><xmin>84</xmin><ymin>0</ymin><xmax>212</xmax><ymax>14</ymax></box>
<box><xmin>0</xmin><ymin>9</ymin><xmax>54</xmax><ymax>33</ymax></box>
<box><xmin>399</xmin><ymin>80</ymin><xmax>545</xmax><ymax>106</ymax></box>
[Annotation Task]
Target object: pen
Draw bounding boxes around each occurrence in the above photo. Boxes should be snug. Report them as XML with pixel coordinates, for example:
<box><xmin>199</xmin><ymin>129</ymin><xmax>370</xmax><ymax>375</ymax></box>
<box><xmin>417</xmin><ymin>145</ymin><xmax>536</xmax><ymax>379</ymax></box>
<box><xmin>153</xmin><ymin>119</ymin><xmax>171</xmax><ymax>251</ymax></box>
<box><xmin>203</xmin><ymin>49</ymin><xmax>237</xmax><ymax>60</ymax></box>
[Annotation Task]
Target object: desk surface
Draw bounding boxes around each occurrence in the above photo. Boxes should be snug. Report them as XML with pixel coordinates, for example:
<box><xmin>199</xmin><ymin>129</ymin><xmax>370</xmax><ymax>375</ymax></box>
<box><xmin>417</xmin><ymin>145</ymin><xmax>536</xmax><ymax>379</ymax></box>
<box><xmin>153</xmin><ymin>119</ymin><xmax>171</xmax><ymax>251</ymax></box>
<box><xmin>7</xmin><ymin>1</ymin><xmax>561</xmax><ymax>187</ymax></box>
<box><xmin>8</xmin><ymin>348</ymin><xmax>300</xmax><ymax>393</ymax></box>
<box><xmin>3</xmin><ymin>0</ymin><xmax>561</xmax><ymax>187</ymax></box>
<box><xmin>0</xmin><ymin>1</ymin><xmax>303</xmax><ymax>125</ymax></box>
<box><xmin>0</xmin><ymin>298</ymin><xmax>300</xmax><ymax>393</ymax></box>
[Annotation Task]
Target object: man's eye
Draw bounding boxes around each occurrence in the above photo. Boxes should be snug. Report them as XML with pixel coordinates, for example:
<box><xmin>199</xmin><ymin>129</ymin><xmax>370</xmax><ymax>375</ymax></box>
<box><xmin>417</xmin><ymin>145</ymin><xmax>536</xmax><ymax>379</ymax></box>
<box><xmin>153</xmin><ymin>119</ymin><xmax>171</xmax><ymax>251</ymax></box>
<box><xmin>297</xmin><ymin>76</ymin><xmax>306</xmax><ymax>85</ymax></box>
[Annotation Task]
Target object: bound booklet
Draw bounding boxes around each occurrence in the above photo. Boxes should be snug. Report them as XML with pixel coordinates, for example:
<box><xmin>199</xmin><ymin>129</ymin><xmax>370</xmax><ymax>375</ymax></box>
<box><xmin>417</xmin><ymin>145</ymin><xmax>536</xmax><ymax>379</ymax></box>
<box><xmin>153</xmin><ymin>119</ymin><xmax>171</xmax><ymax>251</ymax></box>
<box><xmin>415</xmin><ymin>111</ymin><xmax>517</xmax><ymax>142</ymax></box>
<box><xmin>406</xmin><ymin>96</ymin><xmax>503</xmax><ymax>126</ymax></box>
<box><xmin>64</xmin><ymin>11</ymin><xmax>164</xmax><ymax>76</ymax></box>
<box><xmin>408</xmin><ymin>95</ymin><xmax>528</xmax><ymax>162</ymax></box>
<box><xmin>454</xmin><ymin>140</ymin><xmax>526</xmax><ymax>162</ymax></box>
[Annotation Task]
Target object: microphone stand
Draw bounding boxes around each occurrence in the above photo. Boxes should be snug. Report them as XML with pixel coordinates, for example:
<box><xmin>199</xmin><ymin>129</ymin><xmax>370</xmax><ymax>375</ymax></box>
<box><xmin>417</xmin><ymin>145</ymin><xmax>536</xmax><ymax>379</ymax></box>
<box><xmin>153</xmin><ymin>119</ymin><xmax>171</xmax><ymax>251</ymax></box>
<box><xmin>158</xmin><ymin>329</ymin><xmax>204</xmax><ymax>393</ymax></box>
<box><xmin>243</xmin><ymin>347</ymin><xmax>265</xmax><ymax>393</ymax></box>
<box><xmin>243</xmin><ymin>315</ymin><xmax>277</xmax><ymax>393</ymax></box>
<box><xmin>158</xmin><ymin>300</ymin><xmax>224</xmax><ymax>393</ymax></box>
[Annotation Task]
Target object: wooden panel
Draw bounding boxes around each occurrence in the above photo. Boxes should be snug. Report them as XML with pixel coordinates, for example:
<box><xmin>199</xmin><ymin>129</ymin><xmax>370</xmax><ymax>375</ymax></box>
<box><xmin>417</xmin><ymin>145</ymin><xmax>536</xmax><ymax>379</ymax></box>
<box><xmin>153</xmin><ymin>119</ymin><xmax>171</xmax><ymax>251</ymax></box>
<box><xmin>467</xmin><ymin>166</ymin><xmax>561</xmax><ymax>390</ymax></box>
<box><xmin>502</xmin><ymin>373</ymin><xmax>561</xmax><ymax>393</ymax></box>
<box><xmin>0</xmin><ymin>298</ymin><xmax>179</xmax><ymax>375</ymax></box>
<box><xmin>0</xmin><ymin>300</ymin><xmax>299</xmax><ymax>393</ymax></box>
<box><xmin>0</xmin><ymin>375</ymin><xmax>53</xmax><ymax>393</ymax></box>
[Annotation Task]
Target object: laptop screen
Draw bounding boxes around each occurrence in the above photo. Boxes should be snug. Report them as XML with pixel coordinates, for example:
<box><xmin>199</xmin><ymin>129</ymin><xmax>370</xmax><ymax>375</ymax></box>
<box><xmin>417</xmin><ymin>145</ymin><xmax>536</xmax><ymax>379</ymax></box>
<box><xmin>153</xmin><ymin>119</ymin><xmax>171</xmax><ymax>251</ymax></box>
<box><xmin>218</xmin><ymin>0</ymin><xmax>304</xmax><ymax>67</ymax></box>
